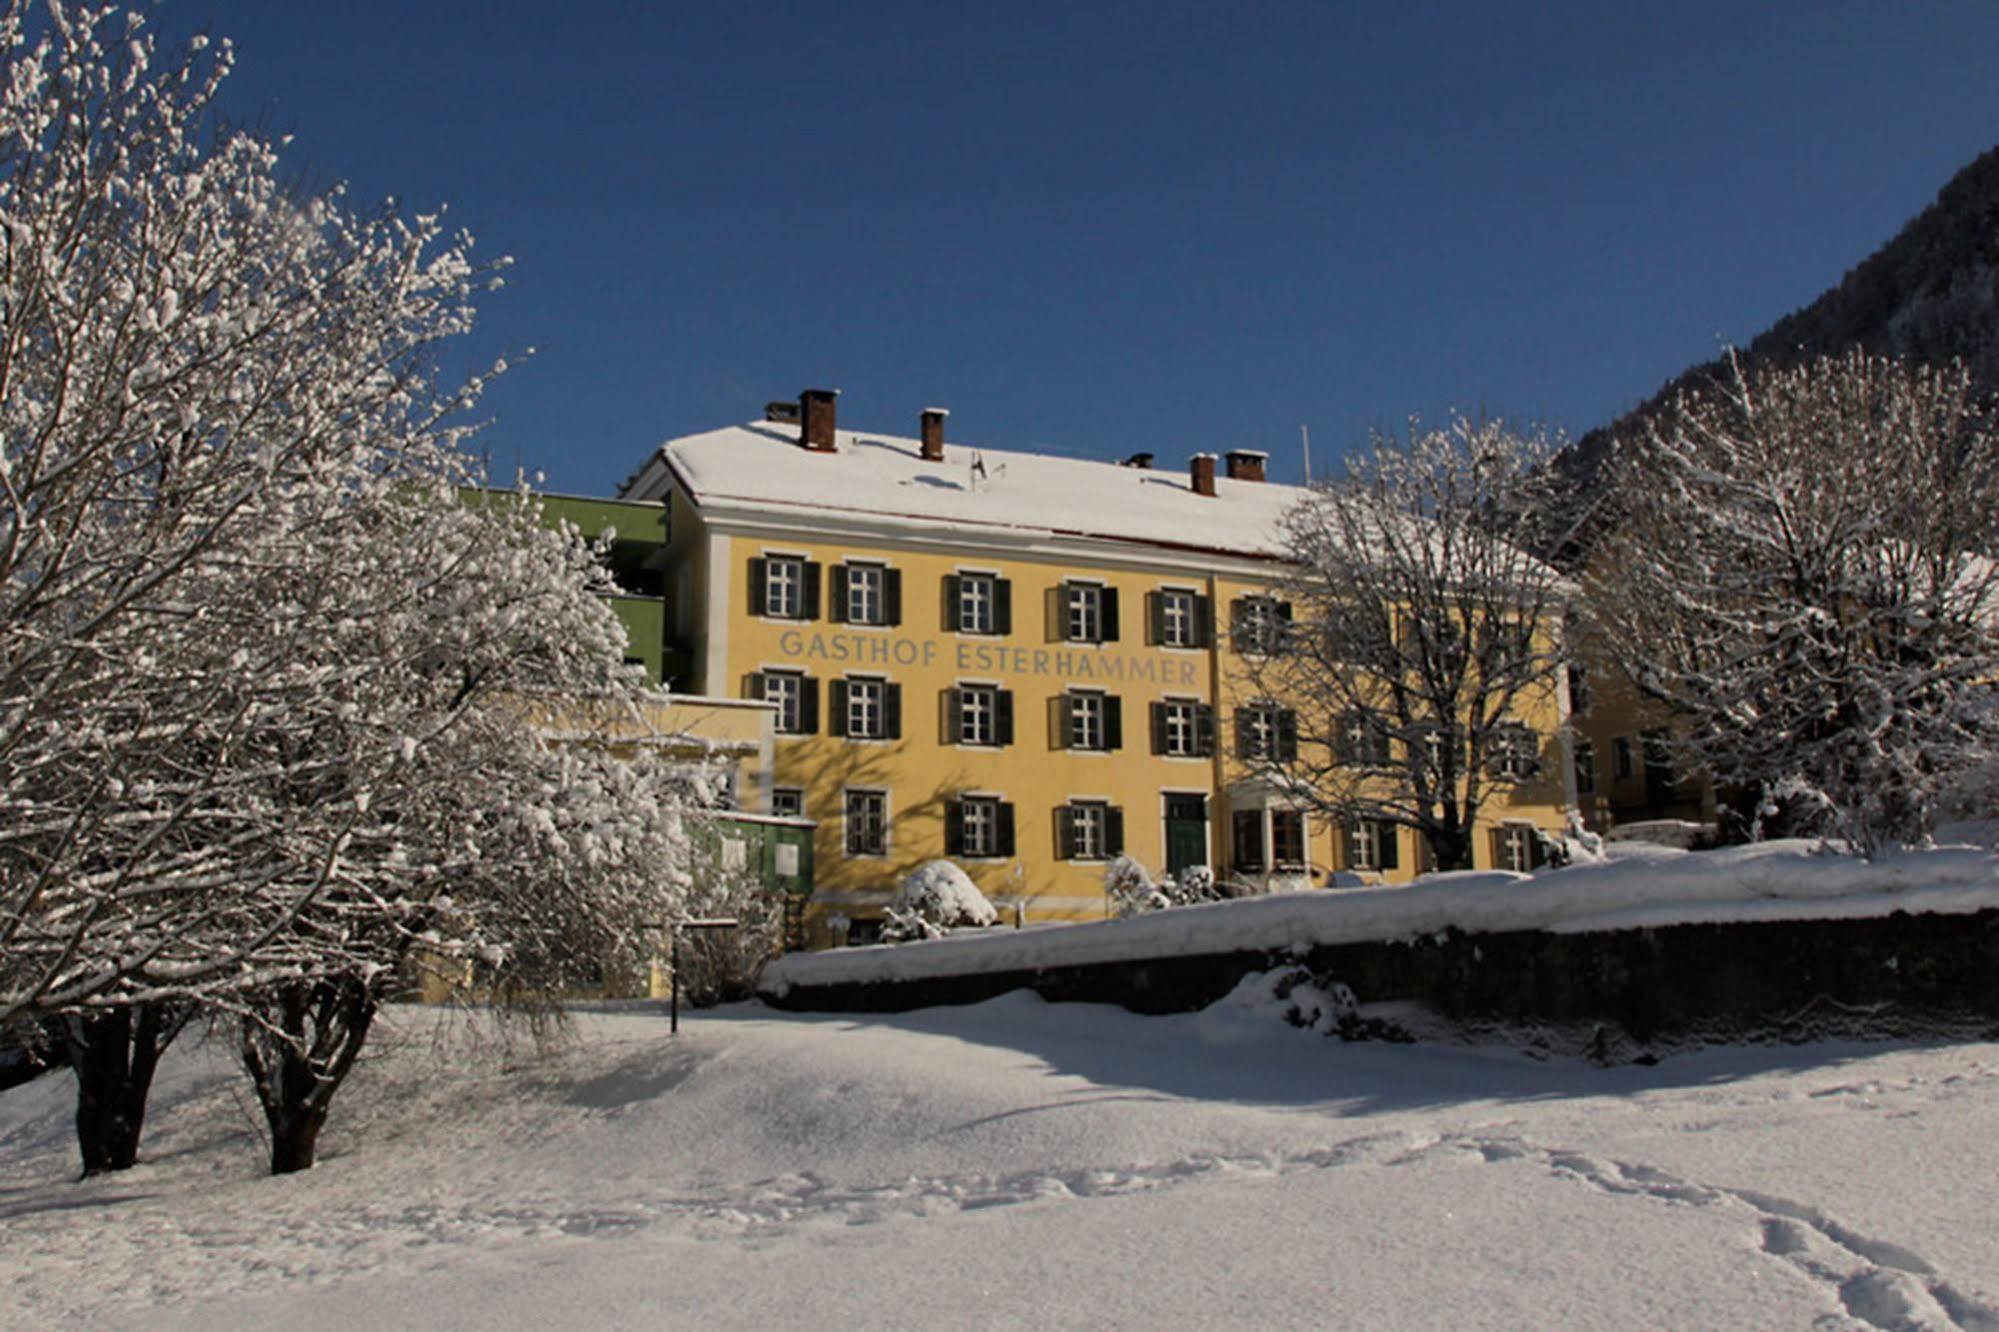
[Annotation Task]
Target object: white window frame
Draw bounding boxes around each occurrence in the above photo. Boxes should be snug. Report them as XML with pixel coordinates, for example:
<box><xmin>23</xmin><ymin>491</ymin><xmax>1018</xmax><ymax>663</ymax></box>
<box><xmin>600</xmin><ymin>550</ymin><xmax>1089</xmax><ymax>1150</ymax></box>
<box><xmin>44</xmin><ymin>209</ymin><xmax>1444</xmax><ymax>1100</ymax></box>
<box><xmin>846</xmin><ymin>676</ymin><xmax>885</xmax><ymax>740</ymax></box>
<box><xmin>958</xmin><ymin>571</ymin><xmax>996</xmax><ymax>635</ymax></box>
<box><xmin>1489</xmin><ymin>723</ymin><xmax>1540</xmax><ymax>781</ymax></box>
<box><xmin>1245</xmin><ymin>702</ymin><xmax>1286</xmax><ymax>762</ymax></box>
<box><xmin>961</xmin><ymin>795</ymin><xmax>999</xmax><ymax>858</ymax></box>
<box><xmin>1349</xmin><ymin>819</ymin><xmax>1386</xmax><ymax>872</ymax></box>
<box><xmin>1070</xmin><ymin>801</ymin><xmax>1108</xmax><ymax>860</ymax></box>
<box><xmin>1160</xmin><ymin>587</ymin><xmax>1196</xmax><ymax>648</ymax></box>
<box><xmin>1239</xmin><ymin>595</ymin><xmax>1285</xmax><ymax>654</ymax></box>
<box><xmin>761</xmin><ymin>670</ymin><xmax>803</xmax><ymax>734</ymax></box>
<box><xmin>764</xmin><ymin>555</ymin><xmax>804</xmax><ymax>619</ymax></box>
<box><xmin>770</xmin><ymin>787</ymin><xmax>804</xmax><ymax>819</ymax></box>
<box><xmin>1070</xmin><ymin>691</ymin><xmax>1105</xmax><ymax>751</ymax></box>
<box><xmin>846</xmin><ymin>562</ymin><xmax>885</xmax><ymax>626</ymax></box>
<box><xmin>1067</xmin><ymin>582</ymin><xmax>1103</xmax><ymax>643</ymax></box>
<box><xmin>959</xmin><ymin>683</ymin><xmax>997</xmax><ymax>746</ymax></box>
<box><xmin>844</xmin><ymin>788</ymin><xmax>889</xmax><ymax>857</ymax></box>
<box><xmin>1162</xmin><ymin>698</ymin><xmax>1199</xmax><ymax>757</ymax></box>
<box><xmin>1497</xmin><ymin>822</ymin><xmax>1537</xmax><ymax>874</ymax></box>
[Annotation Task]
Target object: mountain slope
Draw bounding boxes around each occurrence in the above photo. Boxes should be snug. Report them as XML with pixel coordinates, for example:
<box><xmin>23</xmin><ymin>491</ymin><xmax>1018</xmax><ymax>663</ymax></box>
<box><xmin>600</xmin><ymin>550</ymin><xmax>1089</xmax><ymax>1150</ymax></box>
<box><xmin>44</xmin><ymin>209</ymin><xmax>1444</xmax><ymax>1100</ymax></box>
<box><xmin>1563</xmin><ymin>143</ymin><xmax>1999</xmax><ymax>493</ymax></box>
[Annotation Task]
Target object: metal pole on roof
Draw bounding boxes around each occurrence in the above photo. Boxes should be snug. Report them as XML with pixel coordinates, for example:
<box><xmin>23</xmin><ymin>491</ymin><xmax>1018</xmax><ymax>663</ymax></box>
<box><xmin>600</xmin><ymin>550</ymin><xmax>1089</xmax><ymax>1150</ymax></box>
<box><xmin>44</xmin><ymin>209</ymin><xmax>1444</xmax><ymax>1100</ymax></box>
<box><xmin>1300</xmin><ymin>425</ymin><xmax>1313</xmax><ymax>486</ymax></box>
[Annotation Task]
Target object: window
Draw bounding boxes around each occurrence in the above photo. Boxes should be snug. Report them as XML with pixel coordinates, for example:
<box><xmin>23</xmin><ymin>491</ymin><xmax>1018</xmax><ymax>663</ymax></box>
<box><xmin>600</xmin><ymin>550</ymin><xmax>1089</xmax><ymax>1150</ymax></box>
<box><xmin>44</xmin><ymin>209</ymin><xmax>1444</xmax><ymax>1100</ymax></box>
<box><xmin>946</xmin><ymin>795</ymin><xmax>1016</xmax><ymax>858</ymax></box>
<box><xmin>1270</xmin><ymin>810</ymin><xmax>1306</xmax><ymax>870</ymax></box>
<box><xmin>1566</xmin><ymin>663</ymin><xmax>1592</xmax><ymax>715</ymax></box>
<box><xmin>1059</xmin><ymin>800</ymin><xmax>1122</xmax><ymax>861</ymax></box>
<box><xmin>1151</xmin><ymin>588</ymin><xmax>1209</xmax><ymax>648</ymax></box>
<box><xmin>1062</xmin><ymin>690</ymin><xmax>1122</xmax><ymax>751</ymax></box>
<box><xmin>832</xmin><ymin>676</ymin><xmax>900</xmax><ymax>741</ymax></box>
<box><xmin>754</xmin><ymin>670</ymin><xmax>816</xmax><ymax>734</ymax></box>
<box><xmin>947</xmin><ymin>572</ymin><xmax>1011</xmax><ymax>635</ymax></box>
<box><xmin>1486</xmin><ymin>723</ymin><xmax>1542</xmax><ymax>781</ymax></box>
<box><xmin>1059</xmin><ymin>581</ymin><xmax>1119</xmax><ymax>644</ymax></box>
<box><xmin>1573</xmin><ymin>739</ymin><xmax>1596</xmax><ymax>795</ymax></box>
<box><xmin>1152</xmin><ymin>699</ymin><xmax>1214</xmax><ymax>757</ymax></box>
<box><xmin>1237</xmin><ymin>701</ymin><xmax>1298</xmax><ymax>762</ymax></box>
<box><xmin>951</xmin><ymin>684</ymin><xmax>1014</xmax><ymax>747</ymax></box>
<box><xmin>1346</xmin><ymin>819</ymin><xmax>1400</xmax><ymax>872</ymax></box>
<box><xmin>1612</xmin><ymin>736</ymin><xmax>1635</xmax><ymax>782</ymax></box>
<box><xmin>844</xmin><ymin>789</ymin><xmax>888</xmax><ymax>856</ymax></box>
<box><xmin>752</xmin><ymin>554</ymin><xmax>819</xmax><ymax>620</ymax></box>
<box><xmin>1335</xmin><ymin>711</ymin><xmax>1393</xmax><ymax>768</ymax></box>
<box><xmin>770</xmin><ymin>787</ymin><xmax>804</xmax><ymax>819</ymax></box>
<box><xmin>1232</xmin><ymin>595</ymin><xmax>1292</xmax><ymax>655</ymax></box>
<box><xmin>1231</xmin><ymin>809</ymin><xmax>1264</xmax><ymax>873</ymax></box>
<box><xmin>832</xmin><ymin>561</ymin><xmax>901</xmax><ymax>627</ymax></box>
<box><xmin>1418</xmin><ymin>724</ymin><xmax>1457</xmax><ymax>779</ymax></box>
<box><xmin>1494</xmin><ymin>823</ymin><xmax>1544</xmax><ymax>873</ymax></box>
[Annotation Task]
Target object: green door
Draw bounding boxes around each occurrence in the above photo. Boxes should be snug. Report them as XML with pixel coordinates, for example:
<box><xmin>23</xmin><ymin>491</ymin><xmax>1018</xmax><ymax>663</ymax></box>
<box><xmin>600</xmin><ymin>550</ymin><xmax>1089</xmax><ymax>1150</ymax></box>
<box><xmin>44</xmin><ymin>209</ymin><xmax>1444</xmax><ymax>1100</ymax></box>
<box><xmin>1163</xmin><ymin>794</ymin><xmax>1208</xmax><ymax>876</ymax></box>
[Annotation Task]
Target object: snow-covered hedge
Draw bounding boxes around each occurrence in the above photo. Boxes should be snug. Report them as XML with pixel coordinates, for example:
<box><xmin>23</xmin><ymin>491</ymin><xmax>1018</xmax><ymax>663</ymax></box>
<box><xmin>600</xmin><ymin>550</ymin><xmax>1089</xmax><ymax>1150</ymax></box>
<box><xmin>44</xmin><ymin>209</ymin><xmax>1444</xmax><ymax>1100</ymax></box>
<box><xmin>765</xmin><ymin>840</ymin><xmax>1999</xmax><ymax>992</ymax></box>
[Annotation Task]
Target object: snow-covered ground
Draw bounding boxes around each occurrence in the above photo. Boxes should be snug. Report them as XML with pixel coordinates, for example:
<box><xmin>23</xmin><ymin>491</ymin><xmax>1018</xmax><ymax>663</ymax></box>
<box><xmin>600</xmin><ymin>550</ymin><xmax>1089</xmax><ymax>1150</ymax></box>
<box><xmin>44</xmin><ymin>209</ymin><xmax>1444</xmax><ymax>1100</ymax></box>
<box><xmin>5</xmin><ymin>996</ymin><xmax>1998</xmax><ymax>1330</ymax></box>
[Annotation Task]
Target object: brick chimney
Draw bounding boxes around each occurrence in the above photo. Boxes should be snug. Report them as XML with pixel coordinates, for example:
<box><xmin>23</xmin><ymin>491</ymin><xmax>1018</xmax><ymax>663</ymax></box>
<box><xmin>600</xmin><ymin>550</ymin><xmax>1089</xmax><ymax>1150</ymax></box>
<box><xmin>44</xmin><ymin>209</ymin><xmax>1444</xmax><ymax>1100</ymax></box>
<box><xmin>919</xmin><ymin>407</ymin><xmax>948</xmax><ymax>462</ymax></box>
<box><xmin>1225</xmin><ymin>449</ymin><xmax>1267</xmax><ymax>482</ymax></box>
<box><xmin>1190</xmin><ymin>453</ymin><xmax>1216</xmax><ymax>497</ymax></box>
<box><xmin>800</xmin><ymin>387</ymin><xmax>839</xmax><ymax>452</ymax></box>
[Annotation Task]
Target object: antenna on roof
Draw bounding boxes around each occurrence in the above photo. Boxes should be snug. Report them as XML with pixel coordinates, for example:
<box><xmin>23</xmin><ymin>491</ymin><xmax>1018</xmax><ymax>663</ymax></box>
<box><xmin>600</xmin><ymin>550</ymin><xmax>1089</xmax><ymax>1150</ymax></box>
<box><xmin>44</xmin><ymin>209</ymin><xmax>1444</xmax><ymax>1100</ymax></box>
<box><xmin>1300</xmin><ymin>425</ymin><xmax>1312</xmax><ymax>486</ymax></box>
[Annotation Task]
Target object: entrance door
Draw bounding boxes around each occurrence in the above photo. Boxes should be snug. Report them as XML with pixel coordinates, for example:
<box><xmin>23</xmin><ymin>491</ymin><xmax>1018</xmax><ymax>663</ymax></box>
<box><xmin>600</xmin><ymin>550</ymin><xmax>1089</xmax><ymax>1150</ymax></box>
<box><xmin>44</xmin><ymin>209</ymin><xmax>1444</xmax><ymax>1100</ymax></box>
<box><xmin>1163</xmin><ymin>794</ymin><xmax>1208</xmax><ymax>876</ymax></box>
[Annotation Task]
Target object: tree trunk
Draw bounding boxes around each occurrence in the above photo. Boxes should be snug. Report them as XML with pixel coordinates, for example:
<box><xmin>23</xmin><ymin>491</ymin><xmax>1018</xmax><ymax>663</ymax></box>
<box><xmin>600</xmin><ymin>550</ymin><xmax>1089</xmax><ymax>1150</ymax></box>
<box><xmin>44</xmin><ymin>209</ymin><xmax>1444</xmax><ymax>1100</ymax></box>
<box><xmin>240</xmin><ymin>976</ymin><xmax>377</xmax><ymax>1176</ymax></box>
<box><xmin>64</xmin><ymin>1003</ymin><xmax>186</xmax><ymax>1176</ymax></box>
<box><xmin>1428</xmin><ymin>821</ymin><xmax>1476</xmax><ymax>873</ymax></box>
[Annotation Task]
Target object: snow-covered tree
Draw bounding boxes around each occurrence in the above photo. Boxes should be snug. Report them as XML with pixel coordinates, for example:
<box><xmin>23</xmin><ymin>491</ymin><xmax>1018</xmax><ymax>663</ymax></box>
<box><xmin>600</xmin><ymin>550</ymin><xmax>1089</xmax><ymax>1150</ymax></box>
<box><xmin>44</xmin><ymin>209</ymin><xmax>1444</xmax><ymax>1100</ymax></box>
<box><xmin>1585</xmin><ymin>349</ymin><xmax>1999</xmax><ymax>852</ymax></box>
<box><xmin>1255</xmin><ymin>417</ymin><xmax>1576</xmax><ymax>871</ymax></box>
<box><xmin>0</xmin><ymin>5</ymin><xmax>701</xmax><ymax>1174</ymax></box>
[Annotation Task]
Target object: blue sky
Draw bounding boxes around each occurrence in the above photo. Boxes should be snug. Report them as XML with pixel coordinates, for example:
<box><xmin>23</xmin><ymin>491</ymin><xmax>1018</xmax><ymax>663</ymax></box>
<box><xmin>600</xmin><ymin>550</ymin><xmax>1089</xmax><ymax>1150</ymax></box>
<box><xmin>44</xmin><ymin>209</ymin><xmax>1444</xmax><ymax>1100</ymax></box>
<box><xmin>155</xmin><ymin>2</ymin><xmax>1999</xmax><ymax>492</ymax></box>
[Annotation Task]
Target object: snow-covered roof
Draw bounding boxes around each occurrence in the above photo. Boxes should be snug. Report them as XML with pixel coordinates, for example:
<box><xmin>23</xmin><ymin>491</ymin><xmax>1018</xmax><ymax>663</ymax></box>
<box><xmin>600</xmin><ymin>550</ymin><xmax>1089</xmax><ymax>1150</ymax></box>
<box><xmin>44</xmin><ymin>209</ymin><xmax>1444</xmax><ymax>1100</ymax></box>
<box><xmin>627</xmin><ymin>421</ymin><xmax>1310</xmax><ymax>561</ymax></box>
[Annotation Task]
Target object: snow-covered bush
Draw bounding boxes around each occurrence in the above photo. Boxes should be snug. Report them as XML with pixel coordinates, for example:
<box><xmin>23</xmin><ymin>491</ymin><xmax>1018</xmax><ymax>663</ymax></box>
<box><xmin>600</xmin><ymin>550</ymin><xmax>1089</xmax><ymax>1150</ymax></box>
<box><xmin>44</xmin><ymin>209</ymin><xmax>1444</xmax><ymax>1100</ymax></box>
<box><xmin>1173</xmin><ymin>864</ymin><xmax>1223</xmax><ymax>904</ymax></box>
<box><xmin>1105</xmin><ymin>855</ymin><xmax>1169</xmax><ymax>918</ymax></box>
<box><xmin>880</xmin><ymin>861</ymin><xmax>998</xmax><ymax>942</ymax></box>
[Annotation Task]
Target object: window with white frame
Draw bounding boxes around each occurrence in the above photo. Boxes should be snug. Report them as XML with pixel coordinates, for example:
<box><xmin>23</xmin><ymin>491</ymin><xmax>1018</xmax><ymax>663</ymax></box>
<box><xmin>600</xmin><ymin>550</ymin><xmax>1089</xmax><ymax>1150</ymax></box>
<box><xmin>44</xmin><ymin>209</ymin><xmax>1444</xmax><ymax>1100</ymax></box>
<box><xmin>845</xmin><ymin>563</ymin><xmax>886</xmax><ymax>625</ymax></box>
<box><xmin>958</xmin><ymin>572</ymin><xmax>995</xmax><ymax>634</ymax></box>
<box><xmin>846</xmin><ymin>677</ymin><xmax>886</xmax><ymax>740</ymax></box>
<box><xmin>770</xmin><ymin>787</ymin><xmax>804</xmax><ymax>819</ymax></box>
<box><xmin>759</xmin><ymin>670</ymin><xmax>804</xmax><ymax>734</ymax></box>
<box><xmin>1159</xmin><ymin>588</ymin><xmax>1197</xmax><ymax>647</ymax></box>
<box><xmin>1487</xmin><ymin>723</ymin><xmax>1542</xmax><ymax>781</ymax></box>
<box><xmin>1495</xmin><ymin>822</ymin><xmax>1541</xmax><ymax>873</ymax></box>
<box><xmin>958</xmin><ymin>684</ymin><xmax>996</xmax><ymax>746</ymax></box>
<box><xmin>1067</xmin><ymin>801</ymin><xmax>1110</xmax><ymax>860</ymax></box>
<box><xmin>1573</xmin><ymin>738</ymin><xmax>1596</xmax><ymax>795</ymax></box>
<box><xmin>1067</xmin><ymin>582</ymin><xmax>1104</xmax><ymax>643</ymax></box>
<box><xmin>1158</xmin><ymin>698</ymin><xmax>1205</xmax><ymax>757</ymax></box>
<box><xmin>1239</xmin><ymin>701</ymin><xmax>1296</xmax><ymax>762</ymax></box>
<box><xmin>844</xmin><ymin>789</ymin><xmax>888</xmax><ymax>856</ymax></box>
<box><xmin>961</xmin><ymin>797</ymin><xmax>1003</xmax><ymax>857</ymax></box>
<box><xmin>1335</xmin><ymin>710</ymin><xmax>1392</xmax><ymax>767</ymax></box>
<box><xmin>764</xmin><ymin>556</ymin><xmax>804</xmax><ymax>619</ymax></box>
<box><xmin>1069</xmin><ymin>691</ymin><xmax>1105</xmax><ymax>750</ymax></box>
<box><xmin>1347</xmin><ymin>818</ymin><xmax>1396</xmax><ymax>872</ymax></box>
<box><xmin>1233</xmin><ymin>595</ymin><xmax>1291</xmax><ymax>655</ymax></box>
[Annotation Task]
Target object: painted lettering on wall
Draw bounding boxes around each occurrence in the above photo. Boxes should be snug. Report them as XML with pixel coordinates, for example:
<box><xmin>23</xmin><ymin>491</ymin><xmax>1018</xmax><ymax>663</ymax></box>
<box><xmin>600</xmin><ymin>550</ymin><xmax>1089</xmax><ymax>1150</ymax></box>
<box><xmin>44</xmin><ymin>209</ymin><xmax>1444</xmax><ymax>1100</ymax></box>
<box><xmin>771</xmin><ymin>629</ymin><xmax>1199</xmax><ymax>686</ymax></box>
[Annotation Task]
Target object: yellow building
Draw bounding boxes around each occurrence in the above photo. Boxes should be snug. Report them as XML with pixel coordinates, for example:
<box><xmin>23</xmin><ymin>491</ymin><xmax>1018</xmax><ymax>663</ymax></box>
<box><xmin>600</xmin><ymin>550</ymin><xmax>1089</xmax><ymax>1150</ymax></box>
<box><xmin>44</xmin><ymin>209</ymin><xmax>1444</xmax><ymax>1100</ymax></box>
<box><xmin>620</xmin><ymin>390</ymin><xmax>1574</xmax><ymax>935</ymax></box>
